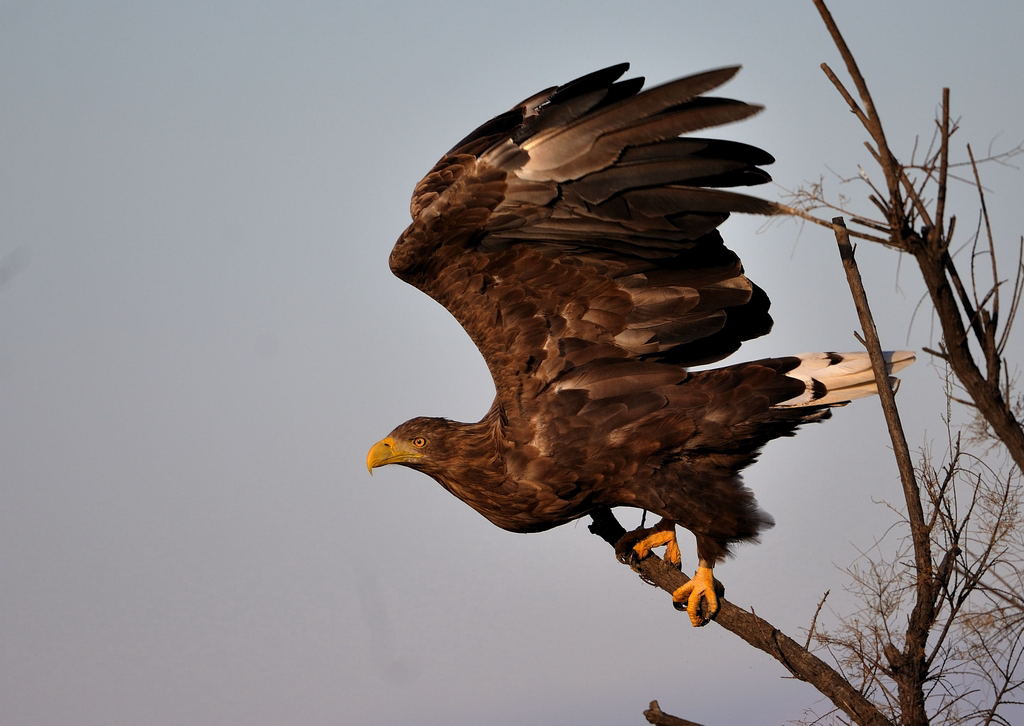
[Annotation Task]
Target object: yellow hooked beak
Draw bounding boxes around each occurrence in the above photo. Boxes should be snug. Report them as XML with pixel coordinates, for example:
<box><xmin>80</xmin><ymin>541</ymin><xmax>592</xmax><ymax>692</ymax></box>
<box><xmin>365</xmin><ymin>436</ymin><xmax>422</xmax><ymax>473</ymax></box>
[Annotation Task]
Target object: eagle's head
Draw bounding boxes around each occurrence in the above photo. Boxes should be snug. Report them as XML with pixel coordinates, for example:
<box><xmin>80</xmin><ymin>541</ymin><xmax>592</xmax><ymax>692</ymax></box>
<box><xmin>365</xmin><ymin>417</ymin><xmax>462</xmax><ymax>475</ymax></box>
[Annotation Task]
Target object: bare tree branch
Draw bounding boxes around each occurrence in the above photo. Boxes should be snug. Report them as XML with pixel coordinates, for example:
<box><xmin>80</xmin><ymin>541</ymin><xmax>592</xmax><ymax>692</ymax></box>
<box><xmin>643</xmin><ymin>700</ymin><xmax>706</xmax><ymax>726</ymax></box>
<box><xmin>806</xmin><ymin>0</ymin><xmax>1024</xmax><ymax>472</ymax></box>
<box><xmin>588</xmin><ymin>509</ymin><xmax>895</xmax><ymax>726</ymax></box>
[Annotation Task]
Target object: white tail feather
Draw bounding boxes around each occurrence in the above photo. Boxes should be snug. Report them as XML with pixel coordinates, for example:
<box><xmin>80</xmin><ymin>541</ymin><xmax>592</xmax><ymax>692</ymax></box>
<box><xmin>773</xmin><ymin>351</ymin><xmax>916</xmax><ymax>408</ymax></box>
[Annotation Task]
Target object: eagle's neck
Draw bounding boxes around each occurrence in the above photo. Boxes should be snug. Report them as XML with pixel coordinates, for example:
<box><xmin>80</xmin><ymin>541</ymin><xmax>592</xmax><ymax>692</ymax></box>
<box><xmin>437</xmin><ymin>403</ymin><xmax>507</xmax><ymax>488</ymax></box>
<box><xmin>427</xmin><ymin>401</ymin><xmax>591</xmax><ymax>533</ymax></box>
<box><xmin>425</xmin><ymin>402</ymin><xmax>535</xmax><ymax>526</ymax></box>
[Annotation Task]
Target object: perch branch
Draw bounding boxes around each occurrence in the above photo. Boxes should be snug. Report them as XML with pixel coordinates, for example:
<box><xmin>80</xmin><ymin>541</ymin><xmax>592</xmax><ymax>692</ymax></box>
<box><xmin>588</xmin><ymin>509</ymin><xmax>894</xmax><ymax>726</ymax></box>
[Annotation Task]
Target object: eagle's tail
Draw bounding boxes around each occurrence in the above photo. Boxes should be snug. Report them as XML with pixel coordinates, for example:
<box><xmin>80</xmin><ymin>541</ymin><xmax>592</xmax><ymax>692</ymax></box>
<box><xmin>772</xmin><ymin>350</ymin><xmax>916</xmax><ymax>408</ymax></box>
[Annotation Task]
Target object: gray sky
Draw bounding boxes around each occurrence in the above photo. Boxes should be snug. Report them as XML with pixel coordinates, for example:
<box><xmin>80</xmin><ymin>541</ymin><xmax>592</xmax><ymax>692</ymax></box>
<box><xmin>2</xmin><ymin>2</ymin><xmax>1022</xmax><ymax>724</ymax></box>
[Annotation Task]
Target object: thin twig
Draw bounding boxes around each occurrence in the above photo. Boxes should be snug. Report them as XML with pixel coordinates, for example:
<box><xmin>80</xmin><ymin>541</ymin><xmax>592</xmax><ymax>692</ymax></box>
<box><xmin>812</xmin><ymin>1</ymin><xmax>903</xmax><ymax>221</ymax></box>
<box><xmin>774</xmin><ymin>202</ymin><xmax>895</xmax><ymax>247</ymax></box>
<box><xmin>805</xmin><ymin>590</ymin><xmax>832</xmax><ymax>650</ymax></box>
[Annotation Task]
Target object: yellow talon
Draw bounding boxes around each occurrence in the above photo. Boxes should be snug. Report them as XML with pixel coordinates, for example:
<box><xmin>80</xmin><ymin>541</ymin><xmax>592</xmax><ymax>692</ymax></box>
<box><xmin>630</xmin><ymin>524</ymin><xmax>682</xmax><ymax>568</ymax></box>
<box><xmin>633</xmin><ymin>530</ymin><xmax>675</xmax><ymax>559</ymax></box>
<box><xmin>672</xmin><ymin>565</ymin><xmax>720</xmax><ymax>627</ymax></box>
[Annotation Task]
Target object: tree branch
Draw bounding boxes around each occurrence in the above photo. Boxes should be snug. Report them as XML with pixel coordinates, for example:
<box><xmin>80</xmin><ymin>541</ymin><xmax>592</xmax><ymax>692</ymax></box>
<box><xmin>810</xmin><ymin>0</ymin><xmax>1024</xmax><ymax>473</ymax></box>
<box><xmin>588</xmin><ymin>509</ymin><xmax>894</xmax><ymax>726</ymax></box>
<box><xmin>643</xmin><ymin>700</ymin><xmax>705</xmax><ymax>726</ymax></box>
<box><xmin>833</xmin><ymin>217</ymin><xmax>933</xmax><ymax>726</ymax></box>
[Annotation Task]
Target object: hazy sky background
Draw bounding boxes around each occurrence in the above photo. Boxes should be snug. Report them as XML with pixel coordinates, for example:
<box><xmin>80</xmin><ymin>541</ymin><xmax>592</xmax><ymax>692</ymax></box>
<box><xmin>3</xmin><ymin>2</ymin><xmax>1022</xmax><ymax>724</ymax></box>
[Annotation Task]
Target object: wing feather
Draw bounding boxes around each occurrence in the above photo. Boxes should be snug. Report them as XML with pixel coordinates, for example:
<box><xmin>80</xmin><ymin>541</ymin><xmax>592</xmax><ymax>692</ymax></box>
<box><xmin>389</xmin><ymin>65</ymin><xmax>777</xmax><ymax>414</ymax></box>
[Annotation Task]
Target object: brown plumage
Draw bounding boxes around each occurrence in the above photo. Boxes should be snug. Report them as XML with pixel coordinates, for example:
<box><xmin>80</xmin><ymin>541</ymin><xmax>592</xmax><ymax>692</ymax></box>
<box><xmin>366</xmin><ymin>64</ymin><xmax>914</xmax><ymax>625</ymax></box>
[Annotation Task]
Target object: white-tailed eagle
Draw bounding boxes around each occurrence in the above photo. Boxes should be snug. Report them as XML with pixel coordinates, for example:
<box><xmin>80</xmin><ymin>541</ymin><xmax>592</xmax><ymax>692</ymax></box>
<box><xmin>366</xmin><ymin>65</ymin><xmax>913</xmax><ymax>626</ymax></box>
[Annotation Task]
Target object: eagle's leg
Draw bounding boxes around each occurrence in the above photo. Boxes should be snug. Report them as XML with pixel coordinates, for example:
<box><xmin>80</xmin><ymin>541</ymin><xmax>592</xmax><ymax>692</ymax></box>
<box><xmin>615</xmin><ymin>517</ymin><xmax>682</xmax><ymax>569</ymax></box>
<box><xmin>672</xmin><ymin>535</ymin><xmax>725</xmax><ymax>627</ymax></box>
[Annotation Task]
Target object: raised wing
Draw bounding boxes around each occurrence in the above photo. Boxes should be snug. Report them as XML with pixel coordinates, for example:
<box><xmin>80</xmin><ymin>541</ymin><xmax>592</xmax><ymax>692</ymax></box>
<box><xmin>388</xmin><ymin>65</ymin><xmax>779</xmax><ymax>414</ymax></box>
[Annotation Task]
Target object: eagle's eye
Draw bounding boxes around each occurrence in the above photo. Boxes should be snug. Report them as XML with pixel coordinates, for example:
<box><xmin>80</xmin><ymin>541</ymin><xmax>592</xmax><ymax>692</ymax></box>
<box><xmin>411</xmin><ymin>437</ymin><xmax>428</xmax><ymax>448</ymax></box>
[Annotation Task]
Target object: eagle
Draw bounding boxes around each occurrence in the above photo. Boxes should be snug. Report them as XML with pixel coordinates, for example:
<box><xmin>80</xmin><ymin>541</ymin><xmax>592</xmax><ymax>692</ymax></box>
<box><xmin>365</xmin><ymin>64</ymin><xmax>914</xmax><ymax>626</ymax></box>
